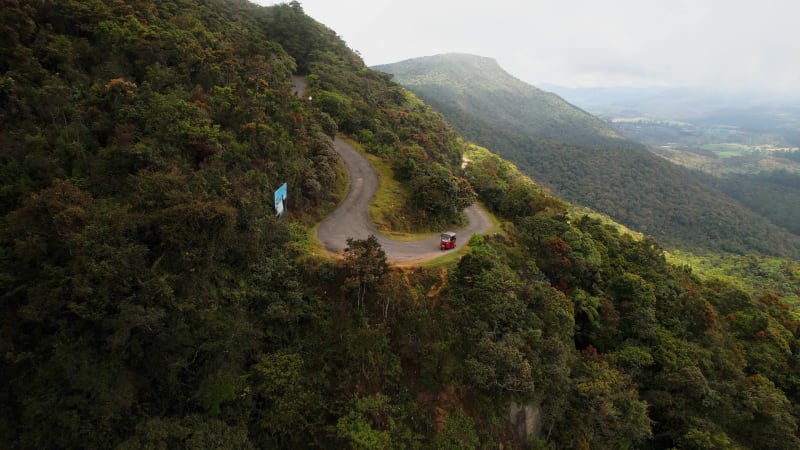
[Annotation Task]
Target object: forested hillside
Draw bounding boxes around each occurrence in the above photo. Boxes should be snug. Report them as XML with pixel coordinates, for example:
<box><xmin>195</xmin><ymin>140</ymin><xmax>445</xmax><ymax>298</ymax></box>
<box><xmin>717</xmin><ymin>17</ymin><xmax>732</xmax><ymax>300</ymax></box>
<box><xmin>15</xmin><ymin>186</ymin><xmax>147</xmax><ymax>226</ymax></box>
<box><xmin>703</xmin><ymin>170</ymin><xmax>800</xmax><ymax>236</ymax></box>
<box><xmin>377</xmin><ymin>54</ymin><xmax>800</xmax><ymax>258</ymax></box>
<box><xmin>648</xmin><ymin>145</ymin><xmax>800</xmax><ymax>240</ymax></box>
<box><xmin>375</xmin><ymin>54</ymin><xmax>627</xmax><ymax>150</ymax></box>
<box><xmin>2</xmin><ymin>1</ymin><xmax>800</xmax><ymax>449</ymax></box>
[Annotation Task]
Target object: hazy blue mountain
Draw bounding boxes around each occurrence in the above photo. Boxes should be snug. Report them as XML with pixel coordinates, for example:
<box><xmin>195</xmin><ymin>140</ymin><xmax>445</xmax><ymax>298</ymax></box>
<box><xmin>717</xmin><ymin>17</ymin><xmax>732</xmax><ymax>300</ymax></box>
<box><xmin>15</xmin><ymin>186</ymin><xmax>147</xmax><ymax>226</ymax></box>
<box><xmin>543</xmin><ymin>84</ymin><xmax>800</xmax><ymax>145</ymax></box>
<box><xmin>541</xmin><ymin>85</ymin><xmax>745</xmax><ymax>118</ymax></box>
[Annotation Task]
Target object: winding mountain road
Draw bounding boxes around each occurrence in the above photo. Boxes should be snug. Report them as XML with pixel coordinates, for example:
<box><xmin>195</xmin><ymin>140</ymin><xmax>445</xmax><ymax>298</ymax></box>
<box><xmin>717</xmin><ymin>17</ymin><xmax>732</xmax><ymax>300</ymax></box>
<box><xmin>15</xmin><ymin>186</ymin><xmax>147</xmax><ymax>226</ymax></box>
<box><xmin>293</xmin><ymin>75</ymin><xmax>493</xmax><ymax>263</ymax></box>
<box><xmin>317</xmin><ymin>137</ymin><xmax>493</xmax><ymax>264</ymax></box>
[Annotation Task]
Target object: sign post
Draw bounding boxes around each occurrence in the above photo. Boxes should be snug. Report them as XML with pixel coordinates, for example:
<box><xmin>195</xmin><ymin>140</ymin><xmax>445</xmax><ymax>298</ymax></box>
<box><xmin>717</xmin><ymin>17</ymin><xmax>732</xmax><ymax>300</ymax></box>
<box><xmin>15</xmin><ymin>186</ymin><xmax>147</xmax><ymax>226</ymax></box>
<box><xmin>274</xmin><ymin>182</ymin><xmax>287</xmax><ymax>217</ymax></box>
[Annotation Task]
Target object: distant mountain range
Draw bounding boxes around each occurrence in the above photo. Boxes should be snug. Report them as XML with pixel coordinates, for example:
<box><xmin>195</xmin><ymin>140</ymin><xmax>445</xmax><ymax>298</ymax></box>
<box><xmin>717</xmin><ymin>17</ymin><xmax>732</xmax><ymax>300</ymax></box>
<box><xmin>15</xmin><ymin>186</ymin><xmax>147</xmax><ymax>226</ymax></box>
<box><xmin>376</xmin><ymin>53</ymin><xmax>800</xmax><ymax>258</ymax></box>
<box><xmin>542</xmin><ymin>84</ymin><xmax>800</xmax><ymax>146</ymax></box>
<box><xmin>540</xmin><ymin>85</ymin><xmax>760</xmax><ymax>118</ymax></box>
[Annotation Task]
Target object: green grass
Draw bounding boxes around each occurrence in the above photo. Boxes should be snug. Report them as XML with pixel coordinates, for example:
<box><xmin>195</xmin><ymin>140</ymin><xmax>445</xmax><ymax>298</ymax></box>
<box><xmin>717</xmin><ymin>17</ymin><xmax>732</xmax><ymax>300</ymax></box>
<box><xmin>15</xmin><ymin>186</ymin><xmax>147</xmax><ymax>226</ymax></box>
<box><xmin>416</xmin><ymin>248</ymin><xmax>467</xmax><ymax>268</ymax></box>
<box><xmin>382</xmin><ymin>228</ymin><xmax>442</xmax><ymax>242</ymax></box>
<box><xmin>568</xmin><ymin>205</ymin><xmax>645</xmax><ymax>241</ymax></box>
<box><xmin>340</xmin><ymin>138</ymin><xmax>418</xmax><ymax>235</ymax></box>
<box><xmin>362</xmin><ymin>150</ymin><xmax>407</xmax><ymax>231</ymax></box>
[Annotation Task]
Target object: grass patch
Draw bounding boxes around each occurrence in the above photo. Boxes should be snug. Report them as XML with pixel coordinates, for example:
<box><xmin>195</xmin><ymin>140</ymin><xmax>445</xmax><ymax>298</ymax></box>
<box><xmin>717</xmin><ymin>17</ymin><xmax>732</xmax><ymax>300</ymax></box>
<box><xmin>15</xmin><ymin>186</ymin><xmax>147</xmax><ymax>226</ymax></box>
<box><xmin>306</xmin><ymin>221</ymin><xmax>334</xmax><ymax>258</ymax></box>
<box><xmin>361</xmin><ymin>155</ymin><xmax>416</xmax><ymax>234</ymax></box>
<box><xmin>382</xmin><ymin>229</ymin><xmax>441</xmax><ymax>242</ymax></box>
<box><xmin>341</xmin><ymin>138</ymin><xmax>415</xmax><ymax>232</ymax></box>
<box><xmin>700</xmin><ymin>143</ymin><xmax>754</xmax><ymax>157</ymax></box>
<box><xmin>343</xmin><ymin>137</ymin><xmax>454</xmax><ymax>240</ymax></box>
<box><xmin>485</xmin><ymin>205</ymin><xmax>503</xmax><ymax>230</ymax></box>
<box><xmin>416</xmin><ymin>250</ymin><xmax>464</xmax><ymax>268</ymax></box>
<box><xmin>569</xmin><ymin>205</ymin><xmax>644</xmax><ymax>241</ymax></box>
<box><xmin>333</xmin><ymin>149</ymin><xmax>351</xmax><ymax>202</ymax></box>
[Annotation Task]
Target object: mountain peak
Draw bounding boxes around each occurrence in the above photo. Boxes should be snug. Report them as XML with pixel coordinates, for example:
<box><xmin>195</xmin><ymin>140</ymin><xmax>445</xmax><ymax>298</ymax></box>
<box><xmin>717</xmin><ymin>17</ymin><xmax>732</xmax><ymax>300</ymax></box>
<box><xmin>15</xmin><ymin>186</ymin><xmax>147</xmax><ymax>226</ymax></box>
<box><xmin>404</xmin><ymin>53</ymin><xmax>500</xmax><ymax>67</ymax></box>
<box><xmin>375</xmin><ymin>53</ymin><xmax>530</xmax><ymax>93</ymax></box>
<box><xmin>375</xmin><ymin>54</ymin><xmax>623</xmax><ymax>146</ymax></box>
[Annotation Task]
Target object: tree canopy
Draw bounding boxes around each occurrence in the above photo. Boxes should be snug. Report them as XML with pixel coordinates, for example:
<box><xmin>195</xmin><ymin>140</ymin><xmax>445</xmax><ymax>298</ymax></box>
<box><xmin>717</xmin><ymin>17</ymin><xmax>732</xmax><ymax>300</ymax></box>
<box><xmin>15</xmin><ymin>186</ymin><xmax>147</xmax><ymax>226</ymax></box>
<box><xmin>1</xmin><ymin>1</ymin><xmax>799</xmax><ymax>449</ymax></box>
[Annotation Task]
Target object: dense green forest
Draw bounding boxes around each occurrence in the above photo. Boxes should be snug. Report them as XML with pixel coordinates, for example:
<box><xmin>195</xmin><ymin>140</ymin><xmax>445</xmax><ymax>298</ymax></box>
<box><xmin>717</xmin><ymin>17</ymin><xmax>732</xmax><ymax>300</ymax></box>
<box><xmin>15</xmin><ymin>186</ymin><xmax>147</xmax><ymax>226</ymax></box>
<box><xmin>613</xmin><ymin>116</ymin><xmax>800</xmax><ymax>241</ymax></box>
<box><xmin>377</xmin><ymin>54</ymin><xmax>800</xmax><ymax>258</ymax></box>
<box><xmin>705</xmin><ymin>170</ymin><xmax>800</xmax><ymax>236</ymax></box>
<box><xmin>2</xmin><ymin>1</ymin><xmax>800</xmax><ymax>449</ymax></box>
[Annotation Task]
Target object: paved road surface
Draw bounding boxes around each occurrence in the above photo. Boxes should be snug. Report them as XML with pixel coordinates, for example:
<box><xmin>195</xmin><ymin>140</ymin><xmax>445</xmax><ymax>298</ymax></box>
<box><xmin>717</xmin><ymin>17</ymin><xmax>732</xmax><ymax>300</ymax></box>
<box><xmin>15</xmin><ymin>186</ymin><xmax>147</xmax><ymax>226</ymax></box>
<box><xmin>317</xmin><ymin>137</ymin><xmax>493</xmax><ymax>264</ymax></box>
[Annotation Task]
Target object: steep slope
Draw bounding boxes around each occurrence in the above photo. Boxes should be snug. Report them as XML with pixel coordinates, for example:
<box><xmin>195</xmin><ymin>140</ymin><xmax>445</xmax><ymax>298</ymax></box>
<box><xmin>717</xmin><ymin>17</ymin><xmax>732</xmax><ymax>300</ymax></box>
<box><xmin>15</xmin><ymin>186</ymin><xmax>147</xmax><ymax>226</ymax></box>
<box><xmin>375</xmin><ymin>53</ymin><xmax>627</xmax><ymax>149</ymax></box>
<box><xmin>376</xmin><ymin>54</ymin><xmax>800</xmax><ymax>258</ymax></box>
<box><xmin>546</xmin><ymin>84</ymin><xmax>800</xmax><ymax>239</ymax></box>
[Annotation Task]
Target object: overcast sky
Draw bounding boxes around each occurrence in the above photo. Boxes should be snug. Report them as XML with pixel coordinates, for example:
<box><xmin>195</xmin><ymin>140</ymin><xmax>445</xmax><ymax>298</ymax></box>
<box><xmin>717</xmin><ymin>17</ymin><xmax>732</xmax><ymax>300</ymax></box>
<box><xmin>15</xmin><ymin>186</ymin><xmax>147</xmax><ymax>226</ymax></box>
<box><xmin>255</xmin><ymin>0</ymin><xmax>800</xmax><ymax>99</ymax></box>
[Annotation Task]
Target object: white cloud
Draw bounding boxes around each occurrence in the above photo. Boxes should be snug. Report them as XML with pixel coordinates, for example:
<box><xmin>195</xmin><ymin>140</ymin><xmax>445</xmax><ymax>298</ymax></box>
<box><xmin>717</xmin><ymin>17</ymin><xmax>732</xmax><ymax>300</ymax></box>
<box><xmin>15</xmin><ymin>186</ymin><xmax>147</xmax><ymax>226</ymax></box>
<box><xmin>254</xmin><ymin>0</ymin><xmax>800</xmax><ymax>99</ymax></box>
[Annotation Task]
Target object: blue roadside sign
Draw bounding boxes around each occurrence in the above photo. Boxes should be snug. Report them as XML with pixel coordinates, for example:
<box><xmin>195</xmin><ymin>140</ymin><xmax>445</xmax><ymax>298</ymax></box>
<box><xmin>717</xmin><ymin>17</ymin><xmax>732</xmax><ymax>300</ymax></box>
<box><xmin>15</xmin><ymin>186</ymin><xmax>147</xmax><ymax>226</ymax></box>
<box><xmin>274</xmin><ymin>182</ymin><xmax>287</xmax><ymax>217</ymax></box>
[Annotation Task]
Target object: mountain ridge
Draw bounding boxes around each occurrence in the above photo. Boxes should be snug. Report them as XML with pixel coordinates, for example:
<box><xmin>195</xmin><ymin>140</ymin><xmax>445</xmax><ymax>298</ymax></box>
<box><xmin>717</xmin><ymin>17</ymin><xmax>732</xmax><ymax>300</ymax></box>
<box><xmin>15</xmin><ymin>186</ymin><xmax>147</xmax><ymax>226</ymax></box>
<box><xmin>375</xmin><ymin>53</ymin><xmax>626</xmax><ymax>149</ymax></box>
<box><xmin>376</xmin><ymin>53</ymin><xmax>800</xmax><ymax>258</ymax></box>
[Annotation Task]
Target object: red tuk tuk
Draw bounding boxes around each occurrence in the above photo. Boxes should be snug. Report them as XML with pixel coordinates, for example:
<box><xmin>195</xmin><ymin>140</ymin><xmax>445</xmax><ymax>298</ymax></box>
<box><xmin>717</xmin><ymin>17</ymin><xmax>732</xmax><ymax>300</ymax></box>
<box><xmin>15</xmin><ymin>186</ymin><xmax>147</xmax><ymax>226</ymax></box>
<box><xmin>440</xmin><ymin>231</ymin><xmax>457</xmax><ymax>250</ymax></box>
